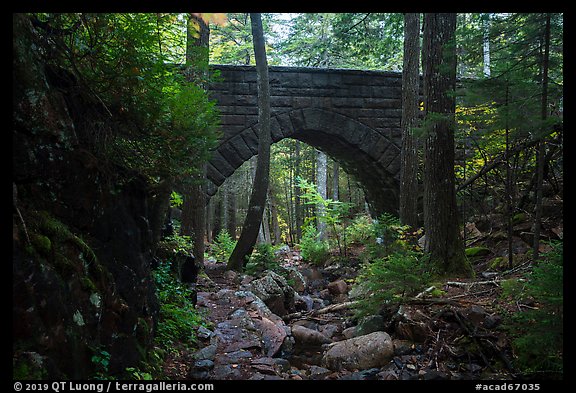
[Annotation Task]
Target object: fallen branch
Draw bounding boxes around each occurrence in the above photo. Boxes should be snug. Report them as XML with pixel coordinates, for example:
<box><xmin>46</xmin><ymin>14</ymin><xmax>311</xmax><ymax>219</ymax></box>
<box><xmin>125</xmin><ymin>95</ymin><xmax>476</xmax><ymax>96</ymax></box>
<box><xmin>446</xmin><ymin>280</ymin><xmax>501</xmax><ymax>288</ymax></box>
<box><xmin>283</xmin><ymin>301</ymin><xmax>359</xmax><ymax>322</ymax></box>
<box><xmin>415</xmin><ymin>286</ymin><xmax>437</xmax><ymax>299</ymax></box>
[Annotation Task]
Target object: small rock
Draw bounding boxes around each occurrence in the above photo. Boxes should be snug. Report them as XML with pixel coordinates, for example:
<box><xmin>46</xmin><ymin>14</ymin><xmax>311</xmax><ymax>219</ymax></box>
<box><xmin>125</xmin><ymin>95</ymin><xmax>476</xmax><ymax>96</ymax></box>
<box><xmin>464</xmin><ymin>305</ymin><xmax>488</xmax><ymax>326</ymax></box>
<box><xmin>318</xmin><ymin>323</ymin><xmax>339</xmax><ymax>339</ymax></box>
<box><xmin>188</xmin><ymin>359</ymin><xmax>214</xmax><ymax>379</ymax></box>
<box><xmin>422</xmin><ymin>370</ymin><xmax>449</xmax><ymax>380</ymax></box>
<box><xmin>342</xmin><ymin>326</ymin><xmax>356</xmax><ymax>339</ymax></box>
<box><xmin>319</xmin><ymin>289</ymin><xmax>331</xmax><ymax>299</ymax></box>
<box><xmin>222</xmin><ymin>349</ymin><xmax>253</xmax><ymax>363</ymax></box>
<box><xmin>255</xmin><ymin>315</ymin><xmax>288</xmax><ymax>357</ymax></box>
<box><xmin>197</xmin><ymin>325</ymin><xmax>214</xmax><ymax>340</ymax></box>
<box><xmin>222</xmin><ymin>269</ymin><xmax>240</xmax><ymax>283</ymax></box>
<box><xmin>483</xmin><ymin>314</ymin><xmax>502</xmax><ymax>329</ymax></box>
<box><xmin>292</xmin><ymin>325</ymin><xmax>333</xmax><ymax>346</ymax></box>
<box><xmin>193</xmin><ymin>344</ymin><xmax>217</xmax><ymax>361</ymax></box>
<box><xmin>193</xmin><ymin>359</ymin><xmax>214</xmax><ymax>370</ymax></box>
<box><xmin>308</xmin><ymin>365</ymin><xmax>331</xmax><ymax>380</ymax></box>
<box><xmin>327</xmin><ymin>279</ymin><xmax>348</xmax><ymax>295</ymax></box>
<box><xmin>395</xmin><ymin>320</ymin><xmax>429</xmax><ymax>343</ymax></box>
<box><xmin>355</xmin><ymin>314</ymin><xmax>385</xmax><ymax>337</ymax></box>
<box><xmin>392</xmin><ymin>339</ymin><xmax>413</xmax><ymax>356</ymax></box>
<box><xmin>273</xmin><ymin>358</ymin><xmax>291</xmax><ymax>373</ymax></box>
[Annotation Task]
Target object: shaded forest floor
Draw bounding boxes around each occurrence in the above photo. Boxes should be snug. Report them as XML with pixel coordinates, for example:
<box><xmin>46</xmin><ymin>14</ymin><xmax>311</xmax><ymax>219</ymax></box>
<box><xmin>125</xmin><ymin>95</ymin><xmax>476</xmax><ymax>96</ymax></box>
<box><xmin>159</xmin><ymin>216</ymin><xmax>562</xmax><ymax>381</ymax></box>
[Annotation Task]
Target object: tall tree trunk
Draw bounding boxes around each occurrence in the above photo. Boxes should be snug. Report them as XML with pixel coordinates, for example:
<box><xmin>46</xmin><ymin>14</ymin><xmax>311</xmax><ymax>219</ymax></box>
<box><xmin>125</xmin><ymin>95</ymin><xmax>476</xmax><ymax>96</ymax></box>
<box><xmin>260</xmin><ymin>201</ymin><xmax>271</xmax><ymax>244</ymax></box>
<box><xmin>206</xmin><ymin>198</ymin><xmax>213</xmax><ymax>243</ymax></box>
<box><xmin>532</xmin><ymin>13</ymin><xmax>551</xmax><ymax>263</ymax></box>
<box><xmin>505</xmin><ymin>84</ymin><xmax>514</xmax><ymax>269</ymax></box>
<box><xmin>422</xmin><ymin>13</ymin><xmax>472</xmax><ymax>277</ymax></box>
<box><xmin>286</xmin><ymin>160</ymin><xmax>295</xmax><ymax>245</ymax></box>
<box><xmin>181</xmin><ymin>14</ymin><xmax>209</xmax><ymax>269</ymax></box>
<box><xmin>482</xmin><ymin>13</ymin><xmax>491</xmax><ymax>77</ymax></box>
<box><xmin>212</xmin><ymin>195</ymin><xmax>222</xmax><ymax>239</ymax></box>
<box><xmin>227</xmin><ymin>13</ymin><xmax>272</xmax><ymax>271</ymax></box>
<box><xmin>332</xmin><ymin>161</ymin><xmax>339</xmax><ymax>201</ymax></box>
<box><xmin>226</xmin><ymin>179</ymin><xmax>237</xmax><ymax>239</ymax></box>
<box><xmin>316</xmin><ymin>150</ymin><xmax>328</xmax><ymax>240</ymax></box>
<box><xmin>294</xmin><ymin>140</ymin><xmax>303</xmax><ymax>242</ymax></box>
<box><xmin>269</xmin><ymin>185</ymin><xmax>282</xmax><ymax>244</ymax></box>
<box><xmin>399</xmin><ymin>12</ymin><xmax>421</xmax><ymax>228</ymax></box>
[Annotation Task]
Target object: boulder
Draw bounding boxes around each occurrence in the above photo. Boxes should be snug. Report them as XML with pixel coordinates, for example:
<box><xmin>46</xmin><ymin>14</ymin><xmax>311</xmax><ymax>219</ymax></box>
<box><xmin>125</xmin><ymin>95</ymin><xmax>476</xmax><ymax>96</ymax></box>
<box><xmin>245</xmin><ymin>270</ymin><xmax>296</xmax><ymax>316</ymax></box>
<box><xmin>322</xmin><ymin>331</ymin><xmax>394</xmax><ymax>371</ymax></box>
<box><xmin>284</xmin><ymin>267</ymin><xmax>307</xmax><ymax>293</ymax></box>
<box><xmin>254</xmin><ymin>316</ymin><xmax>288</xmax><ymax>357</ymax></box>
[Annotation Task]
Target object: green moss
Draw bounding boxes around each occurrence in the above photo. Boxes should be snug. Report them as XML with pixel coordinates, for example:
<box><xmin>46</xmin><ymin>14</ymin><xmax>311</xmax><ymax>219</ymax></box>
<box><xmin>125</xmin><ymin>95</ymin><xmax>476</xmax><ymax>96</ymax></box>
<box><xmin>429</xmin><ymin>288</ymin><xmax>446</xmax><ymax>297</ymax></box>
<box><xmin>489</xmin><ymin>256</ymin><xmax>506</xmax><ymax>270</ymax></box>
<box><xmin>81</xmin><ymin>277</ymin><xmax>97</xmax><ymax>292</ymax></box>
<box><xmin>31</xmin><ymin>234</ymin><xmax>52</xmax><ymax>255</ymax></box>
<box><xmin>512</xmin><ymin>212</ymin><xmax>527</xmax><ymax>225</ymax></box>
<box><xmin>35</xmin><ymin>210</ymin><xmax>97</xmax><ymax>265</ymax></box>
<box><xmin>465</xmin><ymin>246</ymin><xmax>491</xmax><ymax>258</ymax></box>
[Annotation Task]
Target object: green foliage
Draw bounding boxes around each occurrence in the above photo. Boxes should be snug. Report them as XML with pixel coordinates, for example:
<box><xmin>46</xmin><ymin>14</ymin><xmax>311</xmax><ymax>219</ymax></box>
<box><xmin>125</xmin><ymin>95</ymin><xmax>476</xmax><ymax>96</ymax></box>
<box><xmin>245</xmin><ymin>243</ymin><xmax>279</xmax><ymax>276</ymax></box>
<box><xmin>297</xmin><ymin>176</ymin><xmax>351</xmax><ymax>255</ymax></box>
<box><xmin>352</xmin><ymin>213</ymin><xmax>429</xmax><ymax>317</ymax></box>
<box><xmin>299</xmin><ymin>225</ymin><xmax>330</xmax><ymax>266</ymax></box>
<box><xmin>33</xmin><ymin>13</ymin><xmax>221</xmax><ymax>183</ymax></box>
<box><xmin>91</xmin><ymin>349</ymin><xmax>112</xmax><ymax>380</ymax></box>
<box><xmin>209</xmin><ymin>230</ymin><xmax>237</xmax><ymax>263</ymax></box>
<box><xmin>345</xmin><ymin>214</ymin><xmax>374</xmax><ymax>245</ymax></box>
<box><xmin>153</xmin><ymin>260</ymin><xmax>205</xmax><ymax>350</ymax></box>
<box><xmin>354</xmin><ymin>249</ymin><xmax>430</xmax><ymax>318</ymax></box>
<box><xmin>124</xmin><ymin>367</ymin><xmax>153</xmax><ymax>380</ymax></box>
<box><xmin>170</xmin><ymin>191</ymin><xmax>183</xmax><ymax>208</ymax></box>
<box><xmin>364</xmin><ymin>213</ymin><xmax>419</xmax><ymax>258</ymax></box>
<box><xmin>502</xmin><ymin>241</ymin><xmax>563</xmax><ymax>377</ymax></box>
<box><xmin>278</xmin><ymin>13</ymin><xmax>403</xmax><ymax>70</ymax></box>
<box><xmin>158</xmin><ymin>233</ymin><xmax>194</xmax><ymax>256</ymax></box>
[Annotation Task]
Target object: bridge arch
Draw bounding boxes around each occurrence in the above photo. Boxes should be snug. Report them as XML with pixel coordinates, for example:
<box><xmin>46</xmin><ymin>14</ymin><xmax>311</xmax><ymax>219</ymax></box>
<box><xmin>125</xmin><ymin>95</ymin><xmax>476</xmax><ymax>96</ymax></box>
<box><xmin>207</xmin><ymin>107</ymin><xmax>400</xmax><ymax>216</ymax></box>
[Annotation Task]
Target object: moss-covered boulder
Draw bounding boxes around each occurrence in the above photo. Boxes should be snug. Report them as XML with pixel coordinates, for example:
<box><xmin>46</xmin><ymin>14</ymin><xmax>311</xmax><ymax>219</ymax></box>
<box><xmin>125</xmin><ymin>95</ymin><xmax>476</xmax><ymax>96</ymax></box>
<box><xmin>465</xmin><ymin>246</ymin><xmax>491</xmax><ymax>258</ymax></box>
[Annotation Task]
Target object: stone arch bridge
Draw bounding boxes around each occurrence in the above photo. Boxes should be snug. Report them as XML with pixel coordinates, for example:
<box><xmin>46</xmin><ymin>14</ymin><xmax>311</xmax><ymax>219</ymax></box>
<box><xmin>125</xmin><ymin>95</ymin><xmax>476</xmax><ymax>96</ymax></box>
<box><xmin>207</xmin><ymin>64</ymin><xmax>403</xmax><ymax>216</ymax></box>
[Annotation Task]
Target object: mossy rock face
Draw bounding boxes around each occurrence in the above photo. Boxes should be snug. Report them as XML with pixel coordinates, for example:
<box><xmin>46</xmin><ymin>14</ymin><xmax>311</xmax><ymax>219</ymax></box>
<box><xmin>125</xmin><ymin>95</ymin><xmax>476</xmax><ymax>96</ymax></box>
<box><xmin>465</xmin><ymin>247</ymin><xmax>491</xmax><ymax>258</ymax></box>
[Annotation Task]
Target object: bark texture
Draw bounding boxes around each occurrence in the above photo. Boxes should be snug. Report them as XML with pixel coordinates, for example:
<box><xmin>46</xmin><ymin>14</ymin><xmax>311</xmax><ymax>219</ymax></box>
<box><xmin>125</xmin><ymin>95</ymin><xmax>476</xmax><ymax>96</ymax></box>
<box><xmin>399</xmin><ymin>13</ymin><xmax>421</xmax><ymax>228</ymax></box>
<box><xmin>422</xmin><ymin>13</ymin><xmax>472</xmax><ymax>277</ymax></box>
<box><xmin>227</xmin><ymin>13</ymin><xmax>272</xmax><ymax>271</ymax></box>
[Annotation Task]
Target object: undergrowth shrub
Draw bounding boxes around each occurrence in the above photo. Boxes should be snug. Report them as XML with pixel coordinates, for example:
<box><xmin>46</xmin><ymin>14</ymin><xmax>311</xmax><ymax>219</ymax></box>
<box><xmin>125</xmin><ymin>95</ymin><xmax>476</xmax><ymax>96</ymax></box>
<box><xmin>245</xmin><ymin>243</ymin><xmax>279</xmax><ymax>276</ymax></box>
<box><xmin>353</xmin><ymin>249</ymin><xmax>430</xmax><ymax>318</ymax></box>
<box><xmin>503</xmin><ymin>241</ymin><xmax>563</xmax><ymax>378</ymax></box>
<box><xmin>152</xmin><ymin>260</ymin><xmax>206</xmax><ymax>350</ymax></box>
<box><xmin>210</xmin><ymin>230</ymin><xmax>237</xmax><ymax>263</ymax></box>
<box><xmin>299</xmin><ymin>225</ymin><xmax>330</xmax><ymax>266</ymax></box>
<box><xmin>345</xmin><ymin>214</ymin><xmax>374</xmax><ymax>245</ymax></box>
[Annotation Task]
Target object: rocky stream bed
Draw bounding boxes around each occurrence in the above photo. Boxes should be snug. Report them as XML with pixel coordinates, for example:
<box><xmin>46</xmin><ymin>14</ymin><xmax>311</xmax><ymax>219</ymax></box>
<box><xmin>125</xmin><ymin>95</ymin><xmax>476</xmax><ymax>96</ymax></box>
<box><xmin>162</xmin><ymin>247</ymin><xmax>518</xmax><ymax>381</ymax></box>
